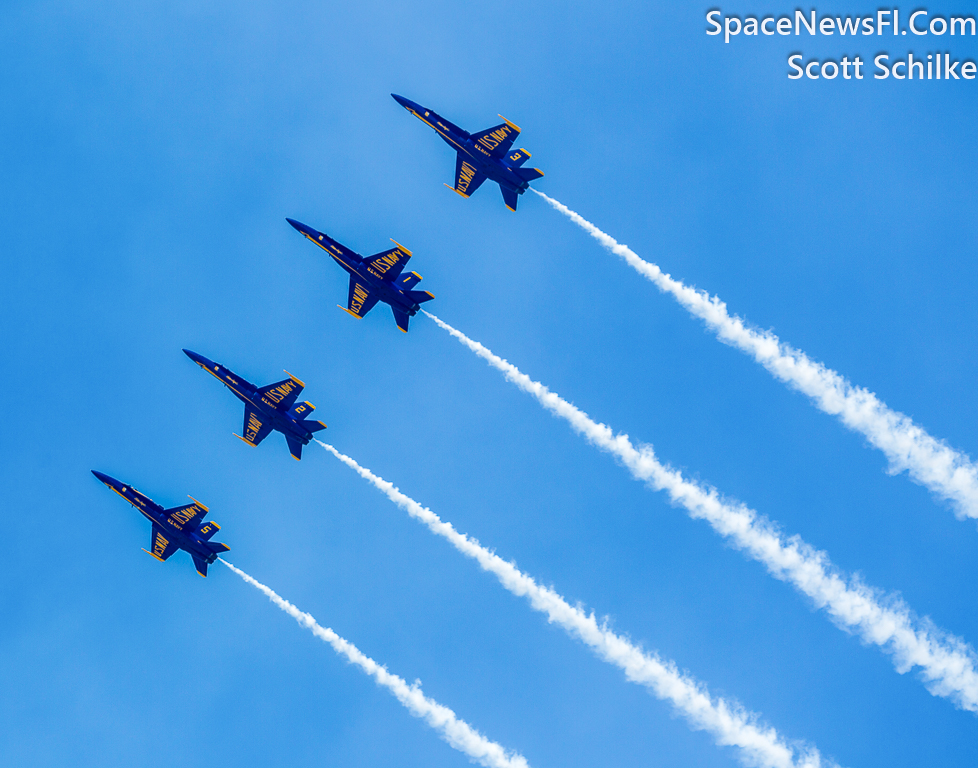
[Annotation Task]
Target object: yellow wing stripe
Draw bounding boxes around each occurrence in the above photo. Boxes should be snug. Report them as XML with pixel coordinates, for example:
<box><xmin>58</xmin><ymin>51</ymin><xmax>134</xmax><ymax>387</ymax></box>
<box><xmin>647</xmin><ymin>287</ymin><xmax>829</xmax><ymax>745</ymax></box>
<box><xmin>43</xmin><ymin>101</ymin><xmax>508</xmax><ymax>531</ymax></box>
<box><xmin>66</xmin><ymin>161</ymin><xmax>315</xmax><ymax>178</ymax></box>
<box><xmin>338</xmin><ymin>305</ymin><xmax>365</xmax><ymax>320</ymax></box>
<box><xmin>282</xmin><ymin>370</ymin><xmax>306</xmax><ymax>388</ymax></box>
<box><xmin>498</xmin><ymin>114</ymin><xmax>521</xmax><ymax>132</ymax></box>
<box><xmin>389</xmin><ymin>239</ymin><xmax>412</xmax><ymax>256</ymax></box>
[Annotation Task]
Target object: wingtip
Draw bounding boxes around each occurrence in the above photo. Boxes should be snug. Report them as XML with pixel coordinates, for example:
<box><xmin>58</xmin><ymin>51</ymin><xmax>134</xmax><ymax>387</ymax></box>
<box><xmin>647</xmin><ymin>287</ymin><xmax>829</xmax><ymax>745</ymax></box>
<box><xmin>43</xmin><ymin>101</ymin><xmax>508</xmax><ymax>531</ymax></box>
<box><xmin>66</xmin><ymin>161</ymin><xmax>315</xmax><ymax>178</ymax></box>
<box><xmin>283</xmin><ymin>370</ymin><xmax>306</xmax><ymax>388</ymax></box>
<box><xmin>389</xmin><ymin>238</ymin><xmax>413</xmax><ymax>256</ymax></box>
<box><xmin>498</xmin><ymin>114</ymin><xmax>521</xmax><ymax>132</ymax></box>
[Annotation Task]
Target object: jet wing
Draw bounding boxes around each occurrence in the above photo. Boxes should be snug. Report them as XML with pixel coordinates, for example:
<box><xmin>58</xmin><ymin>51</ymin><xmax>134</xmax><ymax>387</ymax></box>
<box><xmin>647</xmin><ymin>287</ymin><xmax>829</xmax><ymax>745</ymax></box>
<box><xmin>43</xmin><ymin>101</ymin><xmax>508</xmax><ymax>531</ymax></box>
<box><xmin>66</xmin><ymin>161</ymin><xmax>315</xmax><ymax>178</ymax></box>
<box><xmin>450</xmin><ymin>155</ymin><xmax>487</xmax><ymax>198</ymax></box>
<box><xmin>471</xmin><ymin>119</ymin><xmax>520</xmax><ymax>158</ymax></box>
<box><xmin>163</xmin><ymin>500</ymin><xmax>207</xmax><ymax>532</ymax></box>
<box><xmin>363</xmin><ymin>242</ymin><xmax>412</xmax><ymax>281</ymax></box>
<box><xmin>257</xmin><ymin>375</ymin><xmax>304</xmax><ymax>410</ymax></box>
<box><xmin>341</xmin><ymin>277</ymin><xmax>381</xmax><ymax>319</ymax></box>
<box><xmin>238</xmin><ymin>407</ymin><xmax>274</xmax><ymax>446</ymax></box>
<box><xmin>144</xmin><ymin>524</ymin><xmax>180</xmax><ymax>562</ymax></box>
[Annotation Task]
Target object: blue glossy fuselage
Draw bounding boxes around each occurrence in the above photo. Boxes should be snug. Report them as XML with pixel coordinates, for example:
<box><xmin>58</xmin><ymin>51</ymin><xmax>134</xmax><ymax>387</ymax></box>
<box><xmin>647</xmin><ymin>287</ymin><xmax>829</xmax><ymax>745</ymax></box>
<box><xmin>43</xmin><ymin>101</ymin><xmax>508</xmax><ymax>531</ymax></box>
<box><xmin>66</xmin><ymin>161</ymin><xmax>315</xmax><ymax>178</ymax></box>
<box><xmin>182</xmin><ymin>350</ymin><xmax>315</xmax><ymax>446</ymax></box>
<box><xmin>91</xmin><ymin>471</ymin><xmax>217</xmax><ymax>565</ymax></box>
<box><xmin>392</xmin><ymin>94</ymin><xmax>529</xmax><ymax>196</ymax></box>
<box><xmin>286</xmin><ymin>219</ymin><xmax>424</xmax><ymax>317</ymax></box>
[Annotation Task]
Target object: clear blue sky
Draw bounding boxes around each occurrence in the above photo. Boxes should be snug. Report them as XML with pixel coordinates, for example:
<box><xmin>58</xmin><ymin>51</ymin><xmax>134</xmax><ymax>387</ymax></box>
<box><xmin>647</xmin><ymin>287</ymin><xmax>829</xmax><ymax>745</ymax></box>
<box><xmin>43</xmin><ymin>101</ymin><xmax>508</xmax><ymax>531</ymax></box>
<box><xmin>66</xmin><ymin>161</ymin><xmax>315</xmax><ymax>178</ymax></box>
<box><xmin>1</xmin><ymin>2</ymin><xmax>976</xmax><ymax>766</ymax></box>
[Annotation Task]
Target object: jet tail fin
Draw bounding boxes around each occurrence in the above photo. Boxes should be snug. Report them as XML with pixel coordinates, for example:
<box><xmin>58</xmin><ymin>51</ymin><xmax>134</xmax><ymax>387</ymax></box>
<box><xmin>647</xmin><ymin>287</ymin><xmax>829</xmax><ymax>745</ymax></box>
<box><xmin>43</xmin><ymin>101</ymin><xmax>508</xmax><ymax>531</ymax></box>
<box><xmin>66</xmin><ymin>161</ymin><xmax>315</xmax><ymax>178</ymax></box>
<box><xmin>301</xmin><ymin>419</ymin><xmax>327</xmax><ymax>434</ymax></box>
<box><xmin>207</xmin><ymin>541</ymin><xmax>230</xmax><ymax>554</ymax></box>
<box><xmin>406</xmin><ymin>289</ymin><xmax>434</xmax><ymax>305</ymax></box>
<box><xmin>513</xmin><ymin>167</ymin><xmax>543</xmax><ymax>182</ymax></box>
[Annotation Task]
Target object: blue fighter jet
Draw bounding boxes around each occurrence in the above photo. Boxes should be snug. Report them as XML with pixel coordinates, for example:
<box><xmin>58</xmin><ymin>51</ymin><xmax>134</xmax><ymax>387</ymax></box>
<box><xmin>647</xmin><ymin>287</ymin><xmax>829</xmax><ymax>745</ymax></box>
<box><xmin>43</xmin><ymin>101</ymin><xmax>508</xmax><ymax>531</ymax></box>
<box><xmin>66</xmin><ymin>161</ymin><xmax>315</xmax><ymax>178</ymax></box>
<box><xmin>286</xmin><ymin>218</ymin><xmax>434</xmax><ymax>333</ymax></box>
<box><xmin>92</xmin><ymin>470</ymin><xmax>230</xmax><ymax>577</ymax></box>
<box><xmin>391</xmin><ymin>93</ymin><xmax>543</xmax><ymax>211</ymax></box>
<box><xmin>183</xmin><ymin>349</ymin><xmax>327</xmax><ymax>460</ymax></box>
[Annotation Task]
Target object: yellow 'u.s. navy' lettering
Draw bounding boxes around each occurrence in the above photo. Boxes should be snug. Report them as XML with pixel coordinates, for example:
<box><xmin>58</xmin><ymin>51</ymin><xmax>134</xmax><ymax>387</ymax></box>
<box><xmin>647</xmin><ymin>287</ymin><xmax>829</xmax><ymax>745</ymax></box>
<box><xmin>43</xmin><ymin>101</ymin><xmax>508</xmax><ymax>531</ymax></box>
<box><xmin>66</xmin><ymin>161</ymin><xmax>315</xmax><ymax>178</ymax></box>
<box><xmin>245</xmin><ymin>412</ymin><xmax>263</xmax><ymax>443</ymax></box>
<box><xmin>153</xmin><ymin>532</ymin><xmax>169</xmax><ymax>557</ymax></box>
<box><xmin>350</xmin><ymin>283</ymin><xmax>370</xmax><ymax>315</ymax></box>
<box><xmin>477</xmin><ymin>124</ymin><xmax>512</xmax><ymax>152</ymax></box>
<box><xmin>262</xmin><ymin>380</ymin><xmax>295</xmax><ymax>404</ymax></box>
<box><xmin>457</xmin><ymin>162</ymin><xmax>478</xmax><ymax>195</ymax></box>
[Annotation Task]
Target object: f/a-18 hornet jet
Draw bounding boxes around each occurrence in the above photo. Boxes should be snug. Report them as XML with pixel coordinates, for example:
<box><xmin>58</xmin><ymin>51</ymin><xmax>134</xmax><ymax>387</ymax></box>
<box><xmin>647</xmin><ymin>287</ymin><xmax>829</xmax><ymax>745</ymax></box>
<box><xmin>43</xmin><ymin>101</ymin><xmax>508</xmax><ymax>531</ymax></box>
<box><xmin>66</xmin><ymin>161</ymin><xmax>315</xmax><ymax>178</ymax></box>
<box><xmin>391</xmin><ymin>93</ymin><xmax>543</xmax><ymax>211</ymax></box>
<box><xmin>92</xmin><ymin>471</ymin><xmax>230</xmax><ymax>577</ymax></box>
<box><xmin>183</xmin><ymin>349</ymin><xmax>326</xmax><ymax>460</ymax></box>
<box><xmin>286</xmin><ymin>218</ymin><xmax>434</xmax><ymax>333</ymax></box>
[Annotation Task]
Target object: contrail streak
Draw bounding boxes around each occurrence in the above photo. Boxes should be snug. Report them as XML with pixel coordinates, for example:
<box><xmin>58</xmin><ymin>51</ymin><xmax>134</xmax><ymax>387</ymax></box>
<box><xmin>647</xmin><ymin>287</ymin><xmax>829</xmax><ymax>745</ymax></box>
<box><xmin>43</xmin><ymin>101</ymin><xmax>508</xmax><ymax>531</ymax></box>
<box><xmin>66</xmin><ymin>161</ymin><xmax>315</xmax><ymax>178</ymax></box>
<box><xmin>422</xmin><ymin>310</ymin><xmax>978</xmax><ymax>713</ymax></box>
<box><xmin>220</xmin><ymin>558</ymin><xmax>530</xmax><ymax>768</ymax></box>
<box><xmin>532</xmin><ymin>188</ymin><xmax>978</xmax><ymax>523</ymax></box>
<box><xmin>317</xmin><ymin>441</ymin><xmax>833</xmax><ymax>768</ymax></box>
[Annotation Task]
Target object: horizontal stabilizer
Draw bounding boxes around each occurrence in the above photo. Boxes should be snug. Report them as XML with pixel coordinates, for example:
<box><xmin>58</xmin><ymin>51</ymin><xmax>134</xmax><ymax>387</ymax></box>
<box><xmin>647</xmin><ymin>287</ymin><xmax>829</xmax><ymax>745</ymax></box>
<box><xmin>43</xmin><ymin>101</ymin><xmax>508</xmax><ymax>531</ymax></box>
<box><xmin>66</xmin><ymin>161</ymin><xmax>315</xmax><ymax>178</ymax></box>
<box><xmin>406</xmin><ymin>289</ymin><xmax>434</xmax><ymax>304</ymax></box>
<box><xmin>197</xmin><ymin>521</ymin><xmax>221</xmax><ymax>540</ymax></box>
<box><xmin>514</xmin><ymin>167</ymin><xmax>543</xmax><ymax>182</ymax></box>
<box><xmin>505</xmin><ymin>148</ymin><xmax>532</xmax><ymax>167</ymax></box>
<box><xmin>302</xmin><ymin>419</ymin><xmax>327</xmax><ymax>434</ymax></box>
<box><xmin>500</xmin><ymin>186</ymin><xmax>520</xmax><ymax>212</ymax></box>
<box><xmin>286</xmin><ymin>435</ymin><xmax>304</xmax><ymax>461</ymax></box>
<box><xmin>392</xmin><ymin>308</ymin><xmax>411</xmax><ymax>333</ymax></box>
<box><xmin>207</xmin><ymin>541</ymin><xmax>230</xmax><ymax>554</ymax></box>
<box><xmin>397</xmin><ymin>272</ymin><xmax>423</xmax><ymax>290</ymax></box>
<box><xmin>191</xmin><ymin>554</ymin><xmax>209</xmax><ymax>578</ymax></box>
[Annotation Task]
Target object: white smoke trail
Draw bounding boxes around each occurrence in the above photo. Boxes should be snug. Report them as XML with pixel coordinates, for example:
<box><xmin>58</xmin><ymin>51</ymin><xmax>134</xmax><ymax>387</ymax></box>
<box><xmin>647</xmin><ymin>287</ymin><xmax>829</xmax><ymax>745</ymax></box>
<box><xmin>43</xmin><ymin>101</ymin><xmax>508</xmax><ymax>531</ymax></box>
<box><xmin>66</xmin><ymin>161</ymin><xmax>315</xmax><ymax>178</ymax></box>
<box><xmin>220</xmin><ymin>558</ymin><xmax>530</xmax><ymax>768</ymax></box>
<box><xmin>316</xmin><ymin>441</ymin><xmax>832</xmax><ymax>768</ymax></box>
<box><xmin>532</xmin><ymin>189</ymin><xmax>978</xmax><ymax>523</ymax></box>
<box><xmin>421</xmin><ymin>310</ymin><xmax>978</xmax><ymax>713</ymax></box>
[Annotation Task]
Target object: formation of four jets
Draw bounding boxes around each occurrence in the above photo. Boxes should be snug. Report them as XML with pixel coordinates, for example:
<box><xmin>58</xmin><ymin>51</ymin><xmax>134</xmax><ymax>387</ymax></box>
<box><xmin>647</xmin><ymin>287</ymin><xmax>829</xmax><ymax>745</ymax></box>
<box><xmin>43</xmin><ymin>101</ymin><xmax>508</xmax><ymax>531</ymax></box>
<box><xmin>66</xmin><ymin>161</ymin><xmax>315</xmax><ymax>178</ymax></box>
<box><xmin>93</xmin><ymin>93</ymin><xmax>545</xmax><ymax>577</ymax></box>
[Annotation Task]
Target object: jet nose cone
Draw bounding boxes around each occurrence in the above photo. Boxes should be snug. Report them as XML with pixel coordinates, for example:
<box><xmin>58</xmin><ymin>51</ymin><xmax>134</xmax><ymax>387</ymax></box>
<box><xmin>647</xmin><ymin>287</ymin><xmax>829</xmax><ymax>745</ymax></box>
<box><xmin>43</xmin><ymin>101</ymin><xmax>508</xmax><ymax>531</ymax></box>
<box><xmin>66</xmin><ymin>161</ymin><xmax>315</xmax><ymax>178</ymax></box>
<box><xmin>391</xmin><ymin>93</ymin><xmax>419</xmax><ymax>112</ymax></box>
<box><xmin>286</xmin><ymin>217</ymin><xmax>305</xmax><ymax>233</ymax></box>
<box><xmin>92</xmin><ymin>470</ymin><xmax>115</xmax><ymax>486</ymax></box>
<box><xmin>183</xmin><ymin>349</ymin><xmax>211</xmax><ymax>368</ymax></box>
